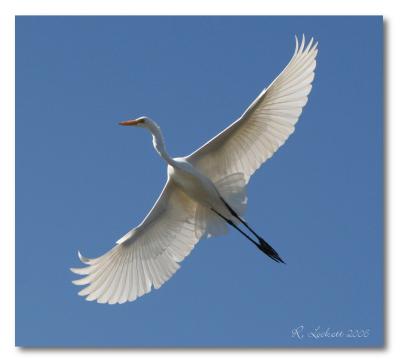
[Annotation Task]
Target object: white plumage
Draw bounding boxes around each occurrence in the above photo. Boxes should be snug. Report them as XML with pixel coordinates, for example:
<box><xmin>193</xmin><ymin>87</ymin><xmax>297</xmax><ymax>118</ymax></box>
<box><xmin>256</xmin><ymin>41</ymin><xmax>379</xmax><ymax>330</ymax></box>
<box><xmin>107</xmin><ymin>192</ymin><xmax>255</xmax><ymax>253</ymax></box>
<box><xmin>71</xmin><ymin>35</ymin><xmax>318</xmax><ymax>304</ymax></box>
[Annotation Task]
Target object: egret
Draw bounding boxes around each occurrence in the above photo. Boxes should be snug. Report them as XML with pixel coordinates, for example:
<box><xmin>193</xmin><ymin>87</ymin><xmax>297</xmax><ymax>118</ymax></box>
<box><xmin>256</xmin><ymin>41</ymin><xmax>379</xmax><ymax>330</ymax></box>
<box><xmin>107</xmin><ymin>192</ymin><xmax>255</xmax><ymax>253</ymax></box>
<box><xmin>71</xmin><ymin>35</ymin><xmax>318</xmax><ymax>304</ymax></box>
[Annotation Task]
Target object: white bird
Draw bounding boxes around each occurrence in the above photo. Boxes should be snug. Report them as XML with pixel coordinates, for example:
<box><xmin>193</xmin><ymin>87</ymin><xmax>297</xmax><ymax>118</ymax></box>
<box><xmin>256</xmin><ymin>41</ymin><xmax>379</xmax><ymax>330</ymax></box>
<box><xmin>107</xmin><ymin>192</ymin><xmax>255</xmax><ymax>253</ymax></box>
<box><xmin>71</xmin><ymin>35</ymin><xmax>318</xmax><ymax>304</ymax></box>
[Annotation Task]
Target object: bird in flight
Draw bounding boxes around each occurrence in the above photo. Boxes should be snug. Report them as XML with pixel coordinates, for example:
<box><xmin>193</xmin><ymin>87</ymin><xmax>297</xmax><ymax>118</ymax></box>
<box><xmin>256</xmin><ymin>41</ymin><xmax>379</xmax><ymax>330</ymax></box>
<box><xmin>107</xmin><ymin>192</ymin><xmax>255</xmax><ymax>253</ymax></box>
<box><xmin>71</xmin><ymin>35</ymin><xmax>318</xmax><ymax>304</ymax></box>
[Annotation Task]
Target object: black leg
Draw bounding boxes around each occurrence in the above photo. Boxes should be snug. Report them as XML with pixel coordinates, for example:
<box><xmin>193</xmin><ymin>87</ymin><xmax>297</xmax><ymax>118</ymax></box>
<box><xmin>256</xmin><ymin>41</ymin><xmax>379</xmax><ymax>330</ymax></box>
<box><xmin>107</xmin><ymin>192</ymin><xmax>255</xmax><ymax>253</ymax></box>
<box><xmin>221</xmin><ymin>198</ymin><xmax>262</xmax><ymax>239</ymax></box>
<box><xmin>211</xmin><ymin>209</ymin><xmax>259</xmax><ymax>248</ymax></box>
<box><xmin>211</xmin><ymin>208</ymin><xmax>285</xmax><ymax>264</ymax></box>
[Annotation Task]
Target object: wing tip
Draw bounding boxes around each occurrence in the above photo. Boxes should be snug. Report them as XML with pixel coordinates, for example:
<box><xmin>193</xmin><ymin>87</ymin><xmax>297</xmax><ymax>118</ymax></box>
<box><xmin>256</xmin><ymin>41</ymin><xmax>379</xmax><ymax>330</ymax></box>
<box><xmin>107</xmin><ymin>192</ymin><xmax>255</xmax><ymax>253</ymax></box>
<box><xmin>70</xmin><ymin>266</ymin><xmax>86</xmax><ymax>275</ymax></box>
<box><xmin>77</xmin><ymin>250</ymin><xmax>91</xmax><ymax>264</ymax></box>
<box><xmin>294</xmin><ymin>34</ymin><xmax>299</xmax><ymax>54</ymax></box>
<box><xmin>294</xmin><ymin>34</ymin><xmax>318</xmax><ymax>55</ymax></box>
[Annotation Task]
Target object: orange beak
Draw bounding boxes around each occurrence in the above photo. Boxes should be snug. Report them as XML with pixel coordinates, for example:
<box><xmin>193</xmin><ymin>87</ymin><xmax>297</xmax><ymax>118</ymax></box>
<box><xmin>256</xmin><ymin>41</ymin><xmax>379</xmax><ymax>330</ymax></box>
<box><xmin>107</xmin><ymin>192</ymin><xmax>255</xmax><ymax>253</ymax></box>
<box><xmin>118</xmin><ymin>119</ymin><xmax>143</xmax><ymax>126</ymax></box>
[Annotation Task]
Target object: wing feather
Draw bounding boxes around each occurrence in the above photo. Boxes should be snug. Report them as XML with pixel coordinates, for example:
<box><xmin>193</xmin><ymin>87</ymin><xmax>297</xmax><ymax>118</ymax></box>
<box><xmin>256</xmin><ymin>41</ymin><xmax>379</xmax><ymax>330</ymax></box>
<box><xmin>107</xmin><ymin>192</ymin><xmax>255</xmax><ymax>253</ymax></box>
<box><xmin>187</xmin><ymin>35</ymin><xmax>318</xmax><ymax>184</ymax></box>
<box><xmin>71</xmin><ymin>179</ymin><xmax>201</xmax><ymax>304</ymax></box>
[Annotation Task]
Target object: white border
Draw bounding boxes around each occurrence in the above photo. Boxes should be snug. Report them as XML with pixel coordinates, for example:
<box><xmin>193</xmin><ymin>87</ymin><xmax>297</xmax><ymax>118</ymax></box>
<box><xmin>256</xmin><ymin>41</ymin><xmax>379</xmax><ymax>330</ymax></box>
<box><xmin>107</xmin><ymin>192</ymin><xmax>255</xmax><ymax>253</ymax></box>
<box><xmin>1</xmin><ymin>1</ymin><xmax>398</xmax><ymax>363</ymax></box>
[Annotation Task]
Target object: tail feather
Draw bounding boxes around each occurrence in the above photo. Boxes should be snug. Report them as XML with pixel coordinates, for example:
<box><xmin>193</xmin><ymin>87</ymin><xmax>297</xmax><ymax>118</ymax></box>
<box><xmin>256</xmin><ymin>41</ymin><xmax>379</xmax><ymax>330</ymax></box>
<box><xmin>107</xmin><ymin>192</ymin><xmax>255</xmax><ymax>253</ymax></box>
<box><xmin>215</xmin><ymin>173</ymin><xmax>247</xmax><ymax>217</ymax></box>
<box><xmin>195</xmin><ymin>205</ymin><xmax>228</xmax><ymax>239</ymax></box>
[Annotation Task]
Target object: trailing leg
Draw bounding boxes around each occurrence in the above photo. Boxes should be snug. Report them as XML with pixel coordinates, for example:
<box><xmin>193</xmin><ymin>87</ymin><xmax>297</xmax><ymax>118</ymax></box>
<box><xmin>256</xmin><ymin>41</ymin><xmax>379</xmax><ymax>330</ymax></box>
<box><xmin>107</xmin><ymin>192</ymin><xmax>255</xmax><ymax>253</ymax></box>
<box><xmin>211</xmin><ymin>208</ymin><xmax>285</xmax><ymax>264</ymax></box>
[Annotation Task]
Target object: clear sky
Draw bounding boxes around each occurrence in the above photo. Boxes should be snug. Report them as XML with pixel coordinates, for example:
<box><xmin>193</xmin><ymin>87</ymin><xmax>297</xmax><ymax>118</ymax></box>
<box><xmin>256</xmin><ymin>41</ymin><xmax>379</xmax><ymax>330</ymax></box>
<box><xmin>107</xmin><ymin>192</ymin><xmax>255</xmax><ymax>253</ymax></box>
<box><xmin>16</xmin><ymin>16</ymin><xmax>383</xmax><ymax>347</ymax></box>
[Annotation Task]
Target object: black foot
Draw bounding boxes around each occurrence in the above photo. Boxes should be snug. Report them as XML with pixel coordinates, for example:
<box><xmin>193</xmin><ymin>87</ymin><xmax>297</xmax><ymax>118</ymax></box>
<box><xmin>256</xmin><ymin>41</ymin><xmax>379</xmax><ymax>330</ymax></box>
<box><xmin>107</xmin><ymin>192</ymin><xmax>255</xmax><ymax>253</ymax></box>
<box><xmin>257</xmin><ymin>238</ymin><xmax>285</xmax><ymax>264</ymax></box>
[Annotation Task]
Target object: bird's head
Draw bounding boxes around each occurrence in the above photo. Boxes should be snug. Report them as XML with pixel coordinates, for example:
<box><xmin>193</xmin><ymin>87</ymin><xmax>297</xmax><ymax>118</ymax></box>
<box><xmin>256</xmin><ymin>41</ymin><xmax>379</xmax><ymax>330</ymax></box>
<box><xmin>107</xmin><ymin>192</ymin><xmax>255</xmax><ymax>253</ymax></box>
<box><xmin>119</xmin><ymin>116</ymin><xmax>153</xmax><ymax>128</ymax></box>
<box><xmin>118</xmin><ymin>116</ymin><xmax>164</xmax><ymax>156</ymax></box>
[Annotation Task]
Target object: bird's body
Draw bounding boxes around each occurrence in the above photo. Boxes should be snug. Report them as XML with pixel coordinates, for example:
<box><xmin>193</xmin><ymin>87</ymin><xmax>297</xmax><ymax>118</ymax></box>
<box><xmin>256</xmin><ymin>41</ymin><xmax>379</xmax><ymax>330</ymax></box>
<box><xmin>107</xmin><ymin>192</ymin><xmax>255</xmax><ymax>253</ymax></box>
<box><xmin>71</xmin><ymin>35</ymin><xmax>318</xmax><ymax>304</ymax></box>
<box><xmin>168</xmin><ymin>158</ymin><xmax>233</xmax><ymax>221</ymax></box>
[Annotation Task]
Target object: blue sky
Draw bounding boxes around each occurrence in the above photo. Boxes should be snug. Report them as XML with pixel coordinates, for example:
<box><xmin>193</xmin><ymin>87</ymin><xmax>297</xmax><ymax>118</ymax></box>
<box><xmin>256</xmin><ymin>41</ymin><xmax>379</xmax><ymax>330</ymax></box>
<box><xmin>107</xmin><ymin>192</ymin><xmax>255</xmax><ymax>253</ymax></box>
<box><xmin>16</xmin><ymin>16</ymin><xmax>383</xmax><ymax>347</ymax></box>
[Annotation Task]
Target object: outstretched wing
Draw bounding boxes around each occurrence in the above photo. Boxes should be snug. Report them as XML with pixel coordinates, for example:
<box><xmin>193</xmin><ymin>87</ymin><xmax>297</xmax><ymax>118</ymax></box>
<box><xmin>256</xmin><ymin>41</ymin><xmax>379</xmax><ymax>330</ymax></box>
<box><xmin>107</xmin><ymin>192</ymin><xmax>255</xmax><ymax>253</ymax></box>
<box><xmin>71</xmin><ymin>178</ymin><xmax>201</xmax><ymax>304</ymax></box>
<box><xmin>187</xmin><ymin>35</ymin><xmax>318</xmax><ymax>184</ymax></box>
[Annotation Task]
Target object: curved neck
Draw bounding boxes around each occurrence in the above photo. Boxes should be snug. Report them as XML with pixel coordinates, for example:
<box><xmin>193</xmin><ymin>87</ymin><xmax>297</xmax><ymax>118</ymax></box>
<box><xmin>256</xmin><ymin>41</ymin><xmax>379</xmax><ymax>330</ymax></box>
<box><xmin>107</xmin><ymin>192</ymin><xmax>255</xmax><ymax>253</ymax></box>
<box><xmin>146</xmin><ymin>122</ymin><xmax>174</xmax><ymax>164</ymax></box>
